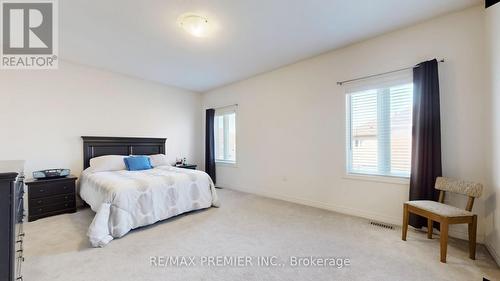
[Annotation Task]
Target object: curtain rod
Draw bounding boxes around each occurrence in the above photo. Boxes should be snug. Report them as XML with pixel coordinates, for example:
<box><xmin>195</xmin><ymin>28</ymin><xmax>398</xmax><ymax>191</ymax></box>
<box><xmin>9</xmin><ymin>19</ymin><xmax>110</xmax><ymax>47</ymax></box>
<box><xmin>336</xmin><ymin>59</ymin><xmax>445</xmax><ymax>86</ymax></box>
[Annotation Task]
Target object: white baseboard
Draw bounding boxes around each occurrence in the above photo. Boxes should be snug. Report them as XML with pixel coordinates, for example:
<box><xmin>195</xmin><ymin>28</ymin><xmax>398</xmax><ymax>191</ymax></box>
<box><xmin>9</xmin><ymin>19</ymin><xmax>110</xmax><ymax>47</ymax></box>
<box><xmin>485</xmin><ymin>241</ymin><xmax>500</xmax><ymax>267</ymax></box>
<box><xmin>223</xmin><ymin>185</ymin><xmax>401</xmax><ymax>224</ymax></box>
<box><xmin>221</xmin><ymin>185</ymin><xmax>485</xmax><ymax>243</ymax></box>
<box><xmin>447</xmin><ymin>228</ymin><xmax>485</xmax><ymax>244</ymax></box>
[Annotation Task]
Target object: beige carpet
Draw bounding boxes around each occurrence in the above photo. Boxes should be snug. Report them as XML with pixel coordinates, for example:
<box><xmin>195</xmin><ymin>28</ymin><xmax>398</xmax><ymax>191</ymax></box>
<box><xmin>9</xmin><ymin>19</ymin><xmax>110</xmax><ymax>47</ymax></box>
<box><xmin>23</xmin><ymin>189</ymin><xmax>499</xmax><ymax>281</ymax></box>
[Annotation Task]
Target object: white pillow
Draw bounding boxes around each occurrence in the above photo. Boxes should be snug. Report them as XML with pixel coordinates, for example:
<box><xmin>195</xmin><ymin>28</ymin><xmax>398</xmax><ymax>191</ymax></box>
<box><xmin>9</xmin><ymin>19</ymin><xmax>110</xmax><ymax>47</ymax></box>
<box><xmin>149</xmin><ymin>154</ymin><xmax>169</xmax><ymax>167</ymax></box>
<box><xmin>89</xmin><ymin>155</ymin><xmax>126</xmax><ymax>172</ymax></box>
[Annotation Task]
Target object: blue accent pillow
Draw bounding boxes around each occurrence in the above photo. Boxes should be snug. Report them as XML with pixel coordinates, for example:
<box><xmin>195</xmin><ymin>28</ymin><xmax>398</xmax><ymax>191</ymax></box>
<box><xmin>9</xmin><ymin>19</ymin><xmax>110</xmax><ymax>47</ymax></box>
<box><xmin>124</xmin><ymin>156</ymin><xmax>152</xmax><ymax>171</ymax></box>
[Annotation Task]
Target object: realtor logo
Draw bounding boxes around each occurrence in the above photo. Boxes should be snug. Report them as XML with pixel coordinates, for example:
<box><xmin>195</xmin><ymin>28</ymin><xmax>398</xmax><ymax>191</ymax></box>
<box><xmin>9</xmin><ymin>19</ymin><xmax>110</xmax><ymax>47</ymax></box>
<box><xmin>1</xmin><ymin>0</ymin><xmax>58</xmax><ymax>69</ymax></box>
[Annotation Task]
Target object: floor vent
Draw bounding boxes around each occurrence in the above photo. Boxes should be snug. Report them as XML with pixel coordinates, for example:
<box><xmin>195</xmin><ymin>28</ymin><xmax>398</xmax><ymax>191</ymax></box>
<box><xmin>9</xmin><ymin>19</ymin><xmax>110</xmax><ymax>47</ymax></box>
<box><xmin>370</xmin><ymin>221</ymin><xmax>394</xmax><ymax>230</ymax></box>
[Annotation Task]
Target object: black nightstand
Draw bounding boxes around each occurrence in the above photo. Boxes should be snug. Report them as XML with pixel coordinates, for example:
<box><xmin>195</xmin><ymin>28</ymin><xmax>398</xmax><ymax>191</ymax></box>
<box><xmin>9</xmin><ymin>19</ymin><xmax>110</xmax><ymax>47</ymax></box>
<box><xmin>174</xmin><ymin>164</ymin><xmax>197</xmax><ymax>170</ymax></box>
<box><xmin>25</xmin><ymin>176</ymin><xmax>77</xmax><ymax>222</ymax></box>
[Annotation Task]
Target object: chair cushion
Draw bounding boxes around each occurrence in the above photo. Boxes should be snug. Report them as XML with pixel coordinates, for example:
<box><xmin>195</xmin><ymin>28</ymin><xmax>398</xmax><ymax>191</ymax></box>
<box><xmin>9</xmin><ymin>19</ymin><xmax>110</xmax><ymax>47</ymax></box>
<box><xmin>406</xmin><ymin>200</ymin><xmax>472</xmax><ymax>217</ymax></box>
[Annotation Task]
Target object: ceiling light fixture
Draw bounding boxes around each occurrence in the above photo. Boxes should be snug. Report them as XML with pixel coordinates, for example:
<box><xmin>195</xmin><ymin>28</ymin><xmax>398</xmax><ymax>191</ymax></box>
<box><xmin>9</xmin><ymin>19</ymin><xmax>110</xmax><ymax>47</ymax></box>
<box><xmin>177</xmin><ymin>13</ymin><xmax>210</xmax><ymax>38</ymax></box>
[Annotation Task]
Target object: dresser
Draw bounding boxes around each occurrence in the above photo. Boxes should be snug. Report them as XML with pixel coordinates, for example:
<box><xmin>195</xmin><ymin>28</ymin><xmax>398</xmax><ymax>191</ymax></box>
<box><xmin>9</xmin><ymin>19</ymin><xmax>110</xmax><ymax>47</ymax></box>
<box><xmin>26</xmin><ymin>176</ymin><xmax>77</xmax><ymax>222</ymax></box>
<box><xmin>0</xmin><ymin>161</ymin><xmax>25</xmax><ymax>281</ymax></box>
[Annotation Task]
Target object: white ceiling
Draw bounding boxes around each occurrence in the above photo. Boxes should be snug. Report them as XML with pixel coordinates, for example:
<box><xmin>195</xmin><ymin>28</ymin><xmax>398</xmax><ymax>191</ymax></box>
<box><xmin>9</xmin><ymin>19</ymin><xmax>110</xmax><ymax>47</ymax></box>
<box><xmin>60</xmin><ymin>0</ymin><xmax>480</xmax><ymax>92</ymax></box>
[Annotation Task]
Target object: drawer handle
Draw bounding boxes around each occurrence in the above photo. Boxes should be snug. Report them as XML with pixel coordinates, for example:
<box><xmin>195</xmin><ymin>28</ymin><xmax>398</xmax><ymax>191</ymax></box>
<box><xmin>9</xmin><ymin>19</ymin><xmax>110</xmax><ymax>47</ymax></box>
<box><xmin>19</xmin><ymin>233</ymin><xmax>25</xmax><ymax>237</ymax></box>
<box><xmin>39</xmin><ymin>189</ymin><xmax>44</xmax><ymax>193</ymax></box>
<box><xmin>64</xmin><ymin>203</ymin><xmax>68</xmax><ymax>207</ymax></box>
<box><xmin>63</xmin><ymin>186</ymin><xmax>67</xmax><ymax>189</ymax></box>
<box><xmin>37</xmin><ymin>200</ymin><xmax>42</xmax><ymax>204</ymax></box>
<box><xmin>38</xmin><ymin>208</ymin><xmax>43</xmax><ymax>212</ymax></box>
<box><xmin>64</xmin><ymin>196</ymin><xmax>69</xmax><ymax>200</ymax></box>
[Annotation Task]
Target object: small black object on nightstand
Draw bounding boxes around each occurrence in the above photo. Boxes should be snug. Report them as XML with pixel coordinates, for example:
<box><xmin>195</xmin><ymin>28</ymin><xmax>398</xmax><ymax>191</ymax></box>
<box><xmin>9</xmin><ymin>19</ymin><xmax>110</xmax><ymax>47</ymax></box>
<box><xmin>174</xmin><ymin>164</ymin><xmax>197</xmax><ymax>170</ymax></box>
<box><xmin>25</xmin><ymin>176</ymin><xmax>77</xmax><ymax>222</ymax></box>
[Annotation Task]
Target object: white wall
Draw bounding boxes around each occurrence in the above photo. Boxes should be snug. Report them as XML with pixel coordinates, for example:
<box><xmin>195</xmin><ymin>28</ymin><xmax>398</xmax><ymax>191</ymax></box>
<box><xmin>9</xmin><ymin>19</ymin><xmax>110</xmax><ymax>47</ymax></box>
<box><xmin>202</xmin><ymin>6</ymin><xmax>488</xmax><ymax>241</ymax></box>
<box><xmin>485</xmin><ymin>2</ymin><xmax>500</xmax><ymax>264</ymax></box>
<box><xmin>0</xmin><ymin>61</ymin><xmax>202</xmax><ymax>178</ymax></box>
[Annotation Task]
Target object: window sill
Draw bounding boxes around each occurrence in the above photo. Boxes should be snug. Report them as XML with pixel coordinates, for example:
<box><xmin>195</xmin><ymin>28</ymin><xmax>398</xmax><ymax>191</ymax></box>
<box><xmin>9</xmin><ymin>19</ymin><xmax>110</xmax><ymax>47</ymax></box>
<box><xmin>343</xmin><ymin>173</ymin><xmax>409</xmax><ymax>185</ymax></box>
<box><xmin>216</xmin><ymin>161</ymin><xmax>238</xmax><ymax>168</ymax></box>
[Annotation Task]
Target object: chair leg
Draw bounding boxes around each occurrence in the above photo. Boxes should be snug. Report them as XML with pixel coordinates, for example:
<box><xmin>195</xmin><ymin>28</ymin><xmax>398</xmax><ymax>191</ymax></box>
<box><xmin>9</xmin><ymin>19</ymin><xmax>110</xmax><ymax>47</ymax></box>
<box><xmin>427</xmin><ymin>218</ymin><xmax>433</xmax><ymax>239</ymax></box>
<box><xmin>402</xmin><ymin>203</ymin><xmax>409</xmax><ymax>241</ymax></box>
<box><xmin>469</xmin><ymin>215</ymin><xmax>477</xmax><ymax>260</ymax></box>
<box><xmin>440</xmin><ymin>220</ymin><xmax>449</xmax><ymax>263</ymax></box>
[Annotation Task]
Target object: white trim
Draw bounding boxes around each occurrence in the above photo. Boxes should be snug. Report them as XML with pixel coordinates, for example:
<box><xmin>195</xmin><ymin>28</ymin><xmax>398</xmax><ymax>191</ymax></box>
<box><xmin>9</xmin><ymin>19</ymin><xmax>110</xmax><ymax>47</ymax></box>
<box><xmin>345</xmin><ymin>79</ymin><xmax>413</xmax><ymax>179</ymax></box>
<box><xmin>214</xmin><ymin>104</ymin><xmax>237</xmax><ymax>115</ymax></box>
<box><xmin>485</xmin><ymin>241</ymin><xmax>500</xmax><ymax>267</ymax></box>
<box><xmin>214</xmin><ymin>106</ymin><xmax>237</xmax><ymax>164</ymax></box>
<box><xmin>220</xmin><ymin>185</ymin><xmax>485</xmax><ymax>243</ymax></box>
<box><xmin>343</xmin><ymin>173</ymin><xmax>409</xmax><ymax>185</ymax></box>
<box><xmin>215</xmin><ymin>160</ymin><xmax>237</xmax><ymax>168</ymax></box>
<box><xmin>345</xmin><ymin>94</ymin><xmax>352</xmax><ymax>175</ymax></box>
<box><xmin>445</xmin><ymin>228</ymin><xmax>485</xmax><ymax>244</ymax></box>
<box><xmin>222</xmin><ymin>185</ymin><xmax>402</xmax><ymax>225</ymax></box>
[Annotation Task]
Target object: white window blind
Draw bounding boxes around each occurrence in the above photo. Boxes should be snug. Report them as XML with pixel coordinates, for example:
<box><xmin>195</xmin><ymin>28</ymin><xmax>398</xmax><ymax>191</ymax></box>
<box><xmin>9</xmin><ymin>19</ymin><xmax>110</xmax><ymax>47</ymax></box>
<box><xmin>346</xmin><ymin>79</ymin><xmax>413</xmax><ymax>178</ymax></box>
<box><xmin>214</xmin><ymin>106</ymin><xmax>237</xmax><ymax>163</ymax></box>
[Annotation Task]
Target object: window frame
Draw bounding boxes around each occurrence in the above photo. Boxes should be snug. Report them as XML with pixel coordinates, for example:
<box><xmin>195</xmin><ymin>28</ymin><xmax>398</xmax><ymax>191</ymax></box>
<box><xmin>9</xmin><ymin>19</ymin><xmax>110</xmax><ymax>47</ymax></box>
<box><xmin>214</xmin><ymin>105</ymin><xmax>237</xmax><ymax>166</ymax></box>
<box><xmin>344</xmin><ymin>71</ymin><xmax>413</xmax><ymax>181</ymax></box>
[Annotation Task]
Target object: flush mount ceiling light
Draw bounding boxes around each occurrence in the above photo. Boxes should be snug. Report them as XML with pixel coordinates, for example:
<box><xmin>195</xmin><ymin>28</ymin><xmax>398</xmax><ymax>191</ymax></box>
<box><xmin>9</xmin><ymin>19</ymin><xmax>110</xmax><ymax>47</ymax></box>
<box><xmin>177</xmin><ymin>13</ymin><xmax>210</xmax><ymax>38</ymax></box>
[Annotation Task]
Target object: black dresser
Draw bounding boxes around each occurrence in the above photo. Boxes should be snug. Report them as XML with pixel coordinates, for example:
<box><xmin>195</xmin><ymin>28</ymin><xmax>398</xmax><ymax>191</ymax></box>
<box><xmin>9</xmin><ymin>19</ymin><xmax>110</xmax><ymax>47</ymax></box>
<box><xmin>0</xmin><ymin>169</ymin><xmax>25</xmax><ymax>281</ymax></box>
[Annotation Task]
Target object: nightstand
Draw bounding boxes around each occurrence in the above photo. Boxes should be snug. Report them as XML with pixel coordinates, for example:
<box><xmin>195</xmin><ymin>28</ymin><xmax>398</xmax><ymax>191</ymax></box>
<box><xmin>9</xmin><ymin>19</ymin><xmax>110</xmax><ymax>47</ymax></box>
<box><xmin>25</xmin><ymin>176</ymin><xmax>77</xmax><ymax>222</ymax></box>
<box><xmin>174</xmin><ymin>164</ymin><xmax>197</xmax><ymax>170</ymax></box>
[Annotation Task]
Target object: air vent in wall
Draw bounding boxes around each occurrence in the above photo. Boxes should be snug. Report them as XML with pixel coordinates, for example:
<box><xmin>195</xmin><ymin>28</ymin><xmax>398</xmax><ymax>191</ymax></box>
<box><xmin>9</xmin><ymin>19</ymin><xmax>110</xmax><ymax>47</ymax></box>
<box><xmin>370</xmin><ymin>221</ymin><xmax>394</xmax><ymax>230</ymax></box>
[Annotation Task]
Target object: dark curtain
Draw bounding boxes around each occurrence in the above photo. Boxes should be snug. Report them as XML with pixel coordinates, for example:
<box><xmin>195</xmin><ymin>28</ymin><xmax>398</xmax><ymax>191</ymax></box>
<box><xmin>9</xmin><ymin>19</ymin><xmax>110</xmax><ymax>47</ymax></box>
<box><xmin>205</xmin><ymin>109</ymin><xmax>216</xmax><ymax>184</ymax></box>
<box><xmin>409</xmin><ymin>59</ymin><xmax>442</xmax><ymax>228</ymax></box>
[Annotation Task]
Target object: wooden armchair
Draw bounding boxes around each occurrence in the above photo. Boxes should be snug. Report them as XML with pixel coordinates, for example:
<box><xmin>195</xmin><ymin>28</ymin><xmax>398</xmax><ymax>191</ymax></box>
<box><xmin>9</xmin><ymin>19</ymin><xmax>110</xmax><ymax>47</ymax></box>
<box><xmin>402</xmin><ymin>177</ymin><xmax>483</xmax><ymax>263</ymax></box>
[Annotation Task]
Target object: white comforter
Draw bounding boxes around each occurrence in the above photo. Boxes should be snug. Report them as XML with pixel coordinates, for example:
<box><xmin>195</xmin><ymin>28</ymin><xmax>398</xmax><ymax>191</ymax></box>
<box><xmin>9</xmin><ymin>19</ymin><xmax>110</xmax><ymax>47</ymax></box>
<box><xmin>79</xmin><ymin>166</ymin><xmax>219</xmax><ymax>247</ymax></box>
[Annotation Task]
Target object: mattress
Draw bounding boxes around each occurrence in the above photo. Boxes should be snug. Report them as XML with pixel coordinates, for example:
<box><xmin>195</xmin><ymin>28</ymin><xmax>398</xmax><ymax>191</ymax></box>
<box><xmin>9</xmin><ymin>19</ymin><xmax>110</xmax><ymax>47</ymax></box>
<box><xmin>79</xmin><ymin>166</ymin><xmax>219</xmax><ymax>247</ymax></box>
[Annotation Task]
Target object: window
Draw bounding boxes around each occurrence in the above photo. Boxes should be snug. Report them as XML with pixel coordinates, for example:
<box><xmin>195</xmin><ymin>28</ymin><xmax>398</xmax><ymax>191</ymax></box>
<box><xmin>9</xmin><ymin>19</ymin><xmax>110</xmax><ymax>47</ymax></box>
<box><xmin>346</xmin><ymin>76</ymin><xmax>413</xmax><ymax>178</ymax></box>
<box><xmin>214</xmin><ymin>106</ymin><xmax>237</xmax><ymax>164</ymax></box>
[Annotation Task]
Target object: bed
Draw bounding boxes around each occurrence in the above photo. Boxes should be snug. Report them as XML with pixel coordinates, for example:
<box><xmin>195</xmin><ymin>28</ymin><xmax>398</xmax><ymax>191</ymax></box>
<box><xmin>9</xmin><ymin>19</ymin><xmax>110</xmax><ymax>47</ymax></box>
<box><xmin>79</xmin><ymin>136</ymin><xmax>219</xmax><ymax>247</ymax></box>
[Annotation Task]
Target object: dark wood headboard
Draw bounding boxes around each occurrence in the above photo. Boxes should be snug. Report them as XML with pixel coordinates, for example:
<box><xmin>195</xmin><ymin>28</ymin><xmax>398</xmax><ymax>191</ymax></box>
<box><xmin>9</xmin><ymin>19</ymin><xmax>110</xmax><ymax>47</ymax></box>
<box><xmin>82</xmin><ymin>136</ymin><xmax>166</xmax><ymax>169</ymax></box>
